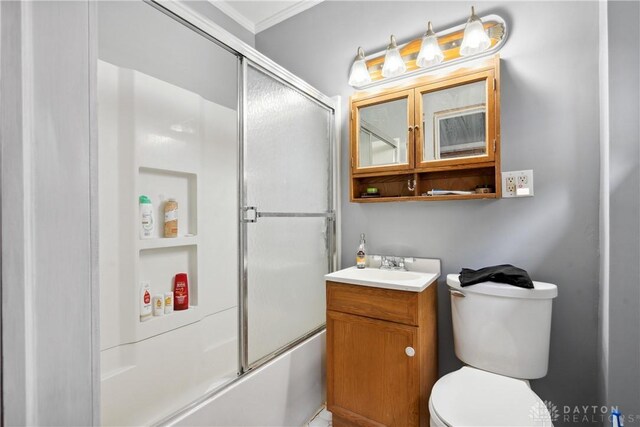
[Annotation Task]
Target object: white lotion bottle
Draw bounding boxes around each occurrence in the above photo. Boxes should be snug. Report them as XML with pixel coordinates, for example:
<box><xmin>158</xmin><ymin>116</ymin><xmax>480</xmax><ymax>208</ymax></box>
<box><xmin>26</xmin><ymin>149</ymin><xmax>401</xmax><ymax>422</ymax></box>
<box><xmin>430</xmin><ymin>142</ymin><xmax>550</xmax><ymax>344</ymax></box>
<box><xmin>140</xmin><ymin>282</ymin><xmax>152</xmax><ymax>322</ymax></box>
<box><xmin>164</xmin><ymin>291</ymin><xmax>174</xmax><ymax>314</ymax></box>
<box><xmin>152</xmin><ymin>294</ymin><xmax>164</xmax><ymax>317</ymax></box>
<box><xmin>139</xmin><ymin>195</ymin><xmax>154</xmax><ymax>239</ymax></box>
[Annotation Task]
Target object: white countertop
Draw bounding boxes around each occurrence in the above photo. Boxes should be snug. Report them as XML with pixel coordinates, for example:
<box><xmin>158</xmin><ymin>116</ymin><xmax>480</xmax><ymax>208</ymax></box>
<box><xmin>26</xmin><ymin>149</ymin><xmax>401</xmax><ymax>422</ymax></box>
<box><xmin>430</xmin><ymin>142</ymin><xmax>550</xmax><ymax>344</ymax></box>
<box><xmin>325</xmin><ymin>266</ymin><xmax>440</xmax><ymax>292</ymax></box>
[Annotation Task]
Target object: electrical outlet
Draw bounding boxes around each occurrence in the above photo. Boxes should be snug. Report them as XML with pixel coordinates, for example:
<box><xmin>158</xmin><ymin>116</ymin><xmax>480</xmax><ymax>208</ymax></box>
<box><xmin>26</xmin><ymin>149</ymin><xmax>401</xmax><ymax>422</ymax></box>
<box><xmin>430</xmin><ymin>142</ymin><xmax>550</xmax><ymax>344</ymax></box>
<box><xmin>506</xmin><ymin>176</ymin><xmax>516</xmax><ymax>194</ymax></box>
<box><xmin>502</xmin><ymin>170</ymin><xmax>534</xmax><ymax>198</ymax></box>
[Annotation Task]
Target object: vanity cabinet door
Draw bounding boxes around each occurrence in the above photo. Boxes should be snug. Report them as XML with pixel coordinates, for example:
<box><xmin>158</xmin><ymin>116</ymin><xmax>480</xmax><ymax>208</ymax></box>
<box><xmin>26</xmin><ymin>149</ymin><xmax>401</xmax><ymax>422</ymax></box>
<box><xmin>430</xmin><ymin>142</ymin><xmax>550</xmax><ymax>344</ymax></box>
<box><xmin>351</xmin><ymin>90</ymin><xmax>415</xmax><ymax>175</ymax></box>
<box><xmin>414</xmin><ymin>69</ymin><xmax>497</xmax><ymax>168</ymax></box>
<box><xmin>327</xmin><ymin>310</ymin><xmax>420</xmax><ymax>427</ymax></box>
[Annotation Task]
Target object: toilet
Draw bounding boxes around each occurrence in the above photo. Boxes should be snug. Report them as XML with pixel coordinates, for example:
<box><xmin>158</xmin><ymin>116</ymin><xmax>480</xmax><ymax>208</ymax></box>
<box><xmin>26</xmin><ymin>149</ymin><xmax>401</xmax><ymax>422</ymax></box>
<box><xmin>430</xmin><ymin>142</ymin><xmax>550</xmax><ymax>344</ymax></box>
<box><xmin>429</xmin><ymin>274</ymin><xmax>558</xmax><ymax>427</ymax></box>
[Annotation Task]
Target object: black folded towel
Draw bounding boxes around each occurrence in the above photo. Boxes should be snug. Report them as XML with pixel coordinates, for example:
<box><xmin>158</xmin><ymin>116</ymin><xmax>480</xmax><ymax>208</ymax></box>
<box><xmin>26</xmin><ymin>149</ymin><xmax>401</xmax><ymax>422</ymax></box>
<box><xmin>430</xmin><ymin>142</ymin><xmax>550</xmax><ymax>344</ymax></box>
<box><xmin>459</xmin><ymin>264</ymin><xmax>534</xmax><ymax>289</ymax></box>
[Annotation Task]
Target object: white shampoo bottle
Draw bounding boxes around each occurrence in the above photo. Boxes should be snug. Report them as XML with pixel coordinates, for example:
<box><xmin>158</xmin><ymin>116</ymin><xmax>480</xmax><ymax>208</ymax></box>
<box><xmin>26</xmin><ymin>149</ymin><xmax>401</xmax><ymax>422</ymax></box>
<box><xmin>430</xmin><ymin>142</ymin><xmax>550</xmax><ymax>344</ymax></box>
<box><xmin>139</xmin><ymin>195</ymin><xmax>154</xmax><ymax>239</ymax></box>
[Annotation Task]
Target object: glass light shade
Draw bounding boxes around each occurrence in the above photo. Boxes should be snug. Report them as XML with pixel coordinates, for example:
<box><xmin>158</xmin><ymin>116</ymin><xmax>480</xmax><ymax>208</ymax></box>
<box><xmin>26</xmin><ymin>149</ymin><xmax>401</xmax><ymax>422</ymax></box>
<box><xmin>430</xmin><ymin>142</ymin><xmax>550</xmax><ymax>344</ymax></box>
<box><xmin>416</xmin><ymin>22</ymin><xmax>444</xmax><ymax>68</ymax></box>
<box><xmin>381</xmin><ymin>35</ymin><xmax>406</xmax><ymax>78</ymax></box>
<box><xmin>348</xmin><ymin>47</ymin><xmax>372</xmax><ymax>87</ymax></box>
<box><xmin>460</xmin><ymin>7</ymin><xmax>491</xmax><ymax>56</ymax></box>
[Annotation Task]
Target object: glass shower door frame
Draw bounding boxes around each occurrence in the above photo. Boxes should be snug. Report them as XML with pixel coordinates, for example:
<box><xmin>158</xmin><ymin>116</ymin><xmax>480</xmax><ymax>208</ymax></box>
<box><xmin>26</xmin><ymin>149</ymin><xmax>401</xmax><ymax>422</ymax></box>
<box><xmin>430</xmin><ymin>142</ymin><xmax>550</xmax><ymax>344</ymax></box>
<box><xmin>238</xmin><ymin>59</ymin><xmax>337</xmax><ymax>373</ymax></box>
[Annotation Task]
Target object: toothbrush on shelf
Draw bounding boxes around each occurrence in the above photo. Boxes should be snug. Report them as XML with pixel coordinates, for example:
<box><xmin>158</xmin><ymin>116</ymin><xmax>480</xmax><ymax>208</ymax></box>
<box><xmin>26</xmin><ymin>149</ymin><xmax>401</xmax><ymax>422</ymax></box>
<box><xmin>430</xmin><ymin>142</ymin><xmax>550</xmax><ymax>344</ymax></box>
<box><xmin>424</xmin><ymin>189</ymin><xmax>475</xmax><ymax>196</ymax></box>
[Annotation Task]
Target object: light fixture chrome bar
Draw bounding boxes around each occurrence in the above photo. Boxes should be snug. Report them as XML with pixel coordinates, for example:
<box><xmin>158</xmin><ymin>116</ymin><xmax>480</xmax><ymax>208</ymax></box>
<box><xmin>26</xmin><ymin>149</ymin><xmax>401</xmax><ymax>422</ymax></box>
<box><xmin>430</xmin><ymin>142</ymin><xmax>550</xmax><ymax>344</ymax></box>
<box><xmin>354</xmin><ymin>14</ymin><xmax>507</xmax><ymax>90</ymax></box>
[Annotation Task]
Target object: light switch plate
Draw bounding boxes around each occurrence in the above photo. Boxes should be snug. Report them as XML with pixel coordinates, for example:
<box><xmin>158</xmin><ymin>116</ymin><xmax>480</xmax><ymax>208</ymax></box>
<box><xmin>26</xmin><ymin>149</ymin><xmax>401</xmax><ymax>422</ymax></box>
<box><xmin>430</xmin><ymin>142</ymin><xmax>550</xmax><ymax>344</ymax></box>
<box><xmin>502</xmin><ymin>170</ymin><xmax>534</xmax><ymax>198</ymax></box>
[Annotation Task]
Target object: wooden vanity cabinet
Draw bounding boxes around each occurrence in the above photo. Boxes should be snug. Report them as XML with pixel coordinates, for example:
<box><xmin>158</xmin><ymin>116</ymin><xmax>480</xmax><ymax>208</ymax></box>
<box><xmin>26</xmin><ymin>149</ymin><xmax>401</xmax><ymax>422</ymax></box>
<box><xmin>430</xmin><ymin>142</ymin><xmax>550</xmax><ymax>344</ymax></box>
<box><xmin>326</xmin><ymin>282</ymin><xmax>438</xmax><ymax>427</ymax></box>
<box><xmin>350</xmin><ymin>55</ymin><xmax>501</xmax><ymax>202</ymax></box>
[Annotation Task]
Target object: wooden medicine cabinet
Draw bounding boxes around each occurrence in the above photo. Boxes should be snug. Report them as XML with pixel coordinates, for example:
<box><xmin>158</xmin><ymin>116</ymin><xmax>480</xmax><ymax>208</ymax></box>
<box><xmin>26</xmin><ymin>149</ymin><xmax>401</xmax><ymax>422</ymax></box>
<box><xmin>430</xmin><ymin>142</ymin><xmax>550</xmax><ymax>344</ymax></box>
<box><xmin>350</xmin><ymin>56</ymin><xmax>501</xmax><ymax>202</ymax></box>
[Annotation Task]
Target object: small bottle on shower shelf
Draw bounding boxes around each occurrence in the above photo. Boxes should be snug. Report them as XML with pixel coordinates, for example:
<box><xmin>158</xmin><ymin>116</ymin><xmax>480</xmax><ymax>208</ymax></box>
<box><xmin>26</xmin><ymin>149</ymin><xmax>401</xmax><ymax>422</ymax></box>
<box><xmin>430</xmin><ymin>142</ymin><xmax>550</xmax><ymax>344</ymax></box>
<box><xmin>173</xmin><ymin>273</ymin><xmax>189</xmax><ymax>311</ymax></box>
<box><xmin>139</xmin><ymin>195</ymin><xmax>154</xmax><ymax>239</ymax></box>
<box><xmin>164</xmin><ymin>198</ymin><xmax>178</xmax><ymax>238</ymax></box>
<box><xmin>139</xmin><ymin>282</ymin><xmax>152</xmax><ymax>322</ymax></box>
<box><xmin>356</xmin><ymin>233</ymin><xmax>367</xmax><ymax>269</ymax></box>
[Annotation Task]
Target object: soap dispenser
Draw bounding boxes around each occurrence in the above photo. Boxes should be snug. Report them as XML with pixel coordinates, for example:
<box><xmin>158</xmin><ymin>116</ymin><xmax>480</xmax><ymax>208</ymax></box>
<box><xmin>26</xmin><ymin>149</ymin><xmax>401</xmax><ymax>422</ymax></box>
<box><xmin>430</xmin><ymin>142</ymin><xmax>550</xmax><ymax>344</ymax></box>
<box><xmin>356</xmin><ymin>233</ymin><xmax>367</xmax><ymax>269</ymax></box>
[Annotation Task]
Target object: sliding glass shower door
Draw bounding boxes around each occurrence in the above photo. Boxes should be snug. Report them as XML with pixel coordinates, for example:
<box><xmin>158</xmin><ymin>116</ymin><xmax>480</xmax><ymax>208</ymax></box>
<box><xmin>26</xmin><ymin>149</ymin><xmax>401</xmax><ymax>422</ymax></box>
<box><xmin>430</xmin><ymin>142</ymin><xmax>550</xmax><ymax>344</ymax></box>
<box><xmin>242</xmin><ymin>63</ymin><xmax>335</xmax><ymax>369</ymax></box>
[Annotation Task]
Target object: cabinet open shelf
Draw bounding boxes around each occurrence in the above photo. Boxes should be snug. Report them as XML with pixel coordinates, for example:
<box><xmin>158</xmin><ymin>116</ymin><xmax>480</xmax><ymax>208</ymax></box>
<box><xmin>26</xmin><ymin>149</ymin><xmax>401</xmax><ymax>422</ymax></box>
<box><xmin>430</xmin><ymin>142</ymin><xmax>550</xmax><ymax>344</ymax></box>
<box><xmin>351</xmin><ymin>165</ymin><xmax>499</xmax><ymax>202</ymax></box>
<box><xmin>354</xmin><ymin>193</ymin><xmax>497</xmax><ymax>203</ymax></box>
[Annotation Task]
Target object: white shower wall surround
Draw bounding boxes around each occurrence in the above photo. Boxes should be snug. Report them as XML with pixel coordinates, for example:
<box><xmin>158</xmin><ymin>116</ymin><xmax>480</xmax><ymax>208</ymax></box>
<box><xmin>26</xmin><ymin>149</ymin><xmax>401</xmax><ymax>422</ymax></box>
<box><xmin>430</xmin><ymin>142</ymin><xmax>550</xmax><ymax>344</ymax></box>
<box><xmin>98</xmin><ymin>60</ymin><xmax>239</xmax><ymax>425</ymax></box>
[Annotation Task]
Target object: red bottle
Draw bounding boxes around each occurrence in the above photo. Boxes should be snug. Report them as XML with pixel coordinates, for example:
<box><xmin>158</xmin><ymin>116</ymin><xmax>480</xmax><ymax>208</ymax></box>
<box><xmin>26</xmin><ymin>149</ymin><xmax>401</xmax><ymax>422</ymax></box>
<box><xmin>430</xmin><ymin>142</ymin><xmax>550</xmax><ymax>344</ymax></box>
<box><xmin>173</xmin><ymin>273</ymin><xmax>189</xmax><ymax>310</ymax></box>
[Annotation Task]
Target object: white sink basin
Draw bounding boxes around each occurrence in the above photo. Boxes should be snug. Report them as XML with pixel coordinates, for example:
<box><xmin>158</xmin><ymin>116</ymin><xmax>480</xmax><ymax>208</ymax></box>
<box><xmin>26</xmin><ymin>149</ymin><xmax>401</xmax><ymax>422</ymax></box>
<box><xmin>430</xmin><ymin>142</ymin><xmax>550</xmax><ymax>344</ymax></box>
<box><xmin>325</xmin><ymin>262</ymin><xmax>440</xmax><ymax>292</ymax></box>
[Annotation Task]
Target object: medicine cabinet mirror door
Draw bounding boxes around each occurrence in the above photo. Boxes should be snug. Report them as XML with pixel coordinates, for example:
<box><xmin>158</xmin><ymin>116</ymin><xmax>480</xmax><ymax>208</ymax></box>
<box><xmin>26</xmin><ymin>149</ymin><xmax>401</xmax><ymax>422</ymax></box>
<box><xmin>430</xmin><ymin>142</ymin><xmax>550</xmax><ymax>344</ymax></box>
<box><xmin>415</xmin><ymin>70</ymin><xmax>496</xmax><ymax>168</ymax></box>
<box><xmin>352</xmin><ymin>90</ymin><xmax>415</xmax><ymax>174</ymax></box>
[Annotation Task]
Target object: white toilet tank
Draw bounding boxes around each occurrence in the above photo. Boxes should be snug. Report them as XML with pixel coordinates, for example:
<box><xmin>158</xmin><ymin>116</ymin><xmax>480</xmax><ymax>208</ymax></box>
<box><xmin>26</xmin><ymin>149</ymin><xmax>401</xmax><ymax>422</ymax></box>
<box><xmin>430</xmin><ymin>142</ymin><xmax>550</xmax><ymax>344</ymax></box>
<box><xmin>447</xmin><ymin>274</ymin><xmax>558</xmax><ymax>379</ymax></box>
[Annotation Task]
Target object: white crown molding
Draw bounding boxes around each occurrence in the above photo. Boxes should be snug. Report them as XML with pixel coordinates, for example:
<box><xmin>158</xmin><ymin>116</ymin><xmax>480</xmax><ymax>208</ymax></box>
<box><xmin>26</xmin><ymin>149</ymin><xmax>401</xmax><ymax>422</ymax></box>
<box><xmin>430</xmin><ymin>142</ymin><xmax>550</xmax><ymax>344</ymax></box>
<box><xmin>207</xmin><ymin>0</ymin><xmax>256</xmax><ymax>33</ymax></box>
<box><xmin>254</xmin><ymin>0</ymin><xmax>324</xmax><ymax>33</ymax></box>
<box><xmin>206</xmin><ymin>0</ymin><xmax>324</xmax><ymax>35</ymax></box>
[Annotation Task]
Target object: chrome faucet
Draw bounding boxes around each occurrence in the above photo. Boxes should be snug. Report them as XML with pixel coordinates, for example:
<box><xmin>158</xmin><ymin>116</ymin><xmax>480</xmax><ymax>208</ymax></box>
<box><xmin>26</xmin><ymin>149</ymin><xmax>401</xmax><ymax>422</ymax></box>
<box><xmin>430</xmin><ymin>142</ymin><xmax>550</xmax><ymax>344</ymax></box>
<box><xmin>380</xmin><ymin>256</ymin><xmax>407</xmax><ymax>271</ymax></box>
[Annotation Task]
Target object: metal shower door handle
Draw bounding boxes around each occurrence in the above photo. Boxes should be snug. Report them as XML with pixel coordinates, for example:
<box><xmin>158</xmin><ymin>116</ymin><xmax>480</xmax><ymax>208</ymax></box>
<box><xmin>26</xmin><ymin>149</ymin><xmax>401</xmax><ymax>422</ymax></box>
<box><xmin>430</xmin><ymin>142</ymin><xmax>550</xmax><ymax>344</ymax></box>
<box><xmin>242</xmin><ymin>207</ymin><xmax>334</xmax><ymax>223</ymax></box>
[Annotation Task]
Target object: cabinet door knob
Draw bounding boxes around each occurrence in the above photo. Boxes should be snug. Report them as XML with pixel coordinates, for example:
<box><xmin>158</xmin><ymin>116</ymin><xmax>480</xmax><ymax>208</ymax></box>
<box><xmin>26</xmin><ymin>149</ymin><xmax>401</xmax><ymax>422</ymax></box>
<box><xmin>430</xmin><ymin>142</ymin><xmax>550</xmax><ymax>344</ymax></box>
<box><xmin>405</xmin><ymin>346</ymin><xmax>415</xmax><ymax>357</ymax></box>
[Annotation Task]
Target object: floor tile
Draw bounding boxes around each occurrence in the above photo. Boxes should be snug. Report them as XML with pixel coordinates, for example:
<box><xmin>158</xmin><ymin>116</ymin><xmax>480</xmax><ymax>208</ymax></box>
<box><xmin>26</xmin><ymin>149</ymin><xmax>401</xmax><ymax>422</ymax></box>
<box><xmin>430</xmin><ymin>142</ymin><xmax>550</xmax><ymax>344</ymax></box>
<box><xmin>307</xmin><ymin>406</ymin><xmax>332</xmax><ymax>426</ymax></box>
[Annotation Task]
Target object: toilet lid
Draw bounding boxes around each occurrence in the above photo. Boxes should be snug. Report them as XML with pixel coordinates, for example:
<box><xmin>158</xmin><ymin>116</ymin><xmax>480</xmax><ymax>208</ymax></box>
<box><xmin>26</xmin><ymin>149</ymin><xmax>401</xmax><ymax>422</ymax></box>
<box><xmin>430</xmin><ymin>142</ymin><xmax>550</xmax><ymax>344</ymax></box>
<box><xmin>430</xmin><ymin>367</ymin><xmax>553</xmax><ymax>426</ymax></box>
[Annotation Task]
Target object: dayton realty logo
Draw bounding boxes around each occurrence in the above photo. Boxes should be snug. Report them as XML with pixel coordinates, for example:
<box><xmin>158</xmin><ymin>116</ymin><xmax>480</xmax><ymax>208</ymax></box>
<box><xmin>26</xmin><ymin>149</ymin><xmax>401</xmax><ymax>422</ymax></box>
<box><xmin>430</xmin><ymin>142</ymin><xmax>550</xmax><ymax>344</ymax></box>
<box><xmin>529</xmin><ymin>400</ymin><xmax>560</xmax><ymax>423</ymax></box>
<box><xmin>531</xmin><ymin>401</ymin><xmax>638</xmax><ymax>424</ymax></box>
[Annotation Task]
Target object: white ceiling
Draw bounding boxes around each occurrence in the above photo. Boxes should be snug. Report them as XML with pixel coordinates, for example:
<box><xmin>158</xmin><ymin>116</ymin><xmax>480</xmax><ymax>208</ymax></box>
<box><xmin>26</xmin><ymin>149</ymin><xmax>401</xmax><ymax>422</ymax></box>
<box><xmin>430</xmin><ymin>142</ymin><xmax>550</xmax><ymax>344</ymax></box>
<box><xmin>208</xmin><ymin>0</ymin><xmax>324</xmax><ymax>34</ymax></box>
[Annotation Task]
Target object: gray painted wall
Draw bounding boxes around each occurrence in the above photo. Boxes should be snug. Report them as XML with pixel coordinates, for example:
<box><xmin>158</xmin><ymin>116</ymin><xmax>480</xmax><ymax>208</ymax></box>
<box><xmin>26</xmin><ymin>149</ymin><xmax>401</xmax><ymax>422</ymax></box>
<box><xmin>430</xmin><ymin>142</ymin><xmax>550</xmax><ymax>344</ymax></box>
<box><xmin>182</xmin><ymin>0</ymin><xmax>255</xmax><ymax>47</ymax></box>
<box><xmin>257</xmin><ymin>1</ymin><xmax>601</xmax><ymax>422</ymax></box>
<box><xmin>607</xmin><ymin>0</ymin><xmax>640</xmax><ymax>422</ymax></box>
<box><xmin>98</xmin><ymin>1</ymin><xmax>239</xmax><ymax>110</ymax></box>
<box><xmin>1</xmin><ymin>1</ymin><xmax>97</xmax><ymax>424</ymax></box>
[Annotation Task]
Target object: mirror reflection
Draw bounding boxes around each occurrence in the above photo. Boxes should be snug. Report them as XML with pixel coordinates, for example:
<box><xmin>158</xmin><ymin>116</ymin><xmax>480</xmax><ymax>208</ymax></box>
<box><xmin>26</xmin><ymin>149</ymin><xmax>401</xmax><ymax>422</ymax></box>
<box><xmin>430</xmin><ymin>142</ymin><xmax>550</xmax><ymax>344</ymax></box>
<box><xmin>358</xmin><ymin>98</ymin><xmax>408</xmax><ymax>168</ymax></box>
<box><xmin>422</xmin><ymin>81</ymin><xmax>487</xmax><ymax>161</ymax></box>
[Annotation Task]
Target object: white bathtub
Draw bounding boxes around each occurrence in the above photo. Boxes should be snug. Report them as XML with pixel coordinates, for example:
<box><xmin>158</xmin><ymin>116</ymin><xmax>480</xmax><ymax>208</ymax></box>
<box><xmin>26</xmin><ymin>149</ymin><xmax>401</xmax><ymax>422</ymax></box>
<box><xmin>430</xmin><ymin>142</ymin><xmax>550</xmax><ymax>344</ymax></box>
<box><xmin>164</xmin><ymin>330</ymin><xmax>326</xmax><ymax>427</ymax></box>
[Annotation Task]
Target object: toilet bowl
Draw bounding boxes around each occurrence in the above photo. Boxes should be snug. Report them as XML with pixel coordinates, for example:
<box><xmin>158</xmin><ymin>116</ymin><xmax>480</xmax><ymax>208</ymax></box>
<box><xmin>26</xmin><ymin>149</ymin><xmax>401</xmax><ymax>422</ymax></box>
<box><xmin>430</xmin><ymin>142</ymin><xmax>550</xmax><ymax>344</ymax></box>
<box><xmin>429</xmin><ymin>275</ymin><xmax>558</xmax><ymax>427</ymax></box>
<box><xmin>428</xmin><ymin>366</ymin><xmax>552</xmax><ymax>426</ymax></box>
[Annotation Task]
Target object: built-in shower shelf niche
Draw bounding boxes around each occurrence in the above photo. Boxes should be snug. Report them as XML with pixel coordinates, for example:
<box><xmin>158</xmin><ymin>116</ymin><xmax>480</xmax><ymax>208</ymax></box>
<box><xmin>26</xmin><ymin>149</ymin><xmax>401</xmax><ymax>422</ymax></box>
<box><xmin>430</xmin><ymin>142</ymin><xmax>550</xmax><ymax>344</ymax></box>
<box><xmin>138</xmin><ymin>245</ymin><xmax>198</xmax><ymax>307</ymax></box>
<box><xmin>134</xmin><ymin>244</ymin><xmax>200</xmax><ymax>342</ymax></box>
<box><xmin>138</xmin><ymin>166</ymin><xmax>198</xmax><ymax>238</ymax></box>
<box><xmin>138</xmin><ymin>235</ymin><xmax>199</xmax><ymax>250</ymax></box>
<box><xmin>133</xmin><ymin>165</ymin><xmax>201</xmax><ymax>342</ymax></box>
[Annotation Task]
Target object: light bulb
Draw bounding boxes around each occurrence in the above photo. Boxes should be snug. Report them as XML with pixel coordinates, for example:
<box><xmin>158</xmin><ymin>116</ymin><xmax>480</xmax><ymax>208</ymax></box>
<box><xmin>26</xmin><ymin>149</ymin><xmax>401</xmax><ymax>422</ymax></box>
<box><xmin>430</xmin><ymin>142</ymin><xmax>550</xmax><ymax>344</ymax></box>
<box><xmin>460</xmin><ymin>6</ymin><xmax>491</xmax><ymax>56</ymax></box>
<box><xmin>416</xmin><ymin>22</ymin><xmax>444</xmax><ymax>68</ymax></box>
<box><xmin>381</xmin><ymin>35</ymin><xmax>406</xmax><ymax>78</ymax></box>
<box><xmin>348</xmin><ymin>47</ymin><xmax>372</xmax><ymax>87</ymax></box>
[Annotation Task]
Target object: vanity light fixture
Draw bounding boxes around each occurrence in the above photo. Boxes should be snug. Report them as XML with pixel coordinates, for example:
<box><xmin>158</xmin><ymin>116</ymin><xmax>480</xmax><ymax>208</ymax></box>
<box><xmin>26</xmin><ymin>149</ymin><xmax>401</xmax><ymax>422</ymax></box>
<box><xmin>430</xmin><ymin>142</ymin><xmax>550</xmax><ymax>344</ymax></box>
<box><xmin>459</xmin><ymin>6</ymin><xmax>492</xmax><ymax>56</ymax></box>
<box><xmin>348</xmin><ymin>47</ymin><xmax>372</xmax><ymax>87</ymax></box>
<box><xmin>381</xmin><ymin>35</ymin><xmax>406</xmax><ymax>78</ymax></box>
<box><xmin>416</xmin><ymin>21</ymin><xmax>444</xmax><ymax>68</ymax></box>
<box><xmin>347</xmin><ymin>7</ymin><xmax>506</xmax><ymax>88</ymax></box>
